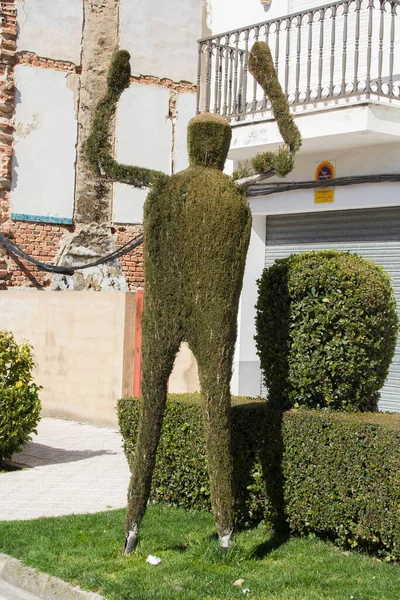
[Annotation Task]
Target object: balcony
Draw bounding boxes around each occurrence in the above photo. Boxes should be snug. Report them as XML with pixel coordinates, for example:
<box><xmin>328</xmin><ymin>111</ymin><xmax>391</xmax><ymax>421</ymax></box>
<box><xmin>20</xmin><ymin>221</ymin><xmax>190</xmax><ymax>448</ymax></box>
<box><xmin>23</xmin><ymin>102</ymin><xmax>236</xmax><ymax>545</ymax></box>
<box><xmin>196</xmin><ymin>0</ymin><xmax>400</xmax><ymax>157</ymax></box>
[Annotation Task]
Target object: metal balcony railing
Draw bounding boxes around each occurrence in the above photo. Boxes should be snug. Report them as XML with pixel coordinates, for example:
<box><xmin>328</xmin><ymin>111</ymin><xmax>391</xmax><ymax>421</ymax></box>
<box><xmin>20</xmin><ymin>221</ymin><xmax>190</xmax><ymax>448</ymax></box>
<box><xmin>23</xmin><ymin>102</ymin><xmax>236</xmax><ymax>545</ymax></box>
<box><xmin>196</xmin><ymin>0</ymin><xmax>400</xmax><ymax>121</ymax></box>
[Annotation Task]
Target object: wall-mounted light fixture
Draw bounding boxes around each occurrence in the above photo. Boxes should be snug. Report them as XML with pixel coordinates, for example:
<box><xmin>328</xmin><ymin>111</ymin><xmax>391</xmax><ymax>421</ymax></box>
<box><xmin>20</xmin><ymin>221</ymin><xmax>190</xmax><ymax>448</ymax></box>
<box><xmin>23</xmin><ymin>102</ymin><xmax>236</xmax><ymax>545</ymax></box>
<box><xmin>260</xmin><ymin>0</ymin><xmax>272</xmax><ymax>9</ymax></box>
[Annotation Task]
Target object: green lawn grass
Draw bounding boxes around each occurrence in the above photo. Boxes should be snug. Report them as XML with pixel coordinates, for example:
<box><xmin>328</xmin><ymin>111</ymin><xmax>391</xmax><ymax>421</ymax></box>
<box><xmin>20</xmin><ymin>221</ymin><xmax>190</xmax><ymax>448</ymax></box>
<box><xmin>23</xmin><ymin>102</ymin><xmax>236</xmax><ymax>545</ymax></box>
<box><xmin>0</xmin><ymin>505</ymin><xmax>399</xmax><ymax>600</ymax></box>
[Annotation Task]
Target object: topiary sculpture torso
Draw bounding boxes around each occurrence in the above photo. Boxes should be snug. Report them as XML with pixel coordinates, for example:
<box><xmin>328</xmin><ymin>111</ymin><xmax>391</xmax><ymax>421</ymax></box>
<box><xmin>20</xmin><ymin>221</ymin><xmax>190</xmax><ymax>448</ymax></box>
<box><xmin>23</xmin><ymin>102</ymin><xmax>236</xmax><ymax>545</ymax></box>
<box><xmin>86</xmin><ymin>42</ymin><xmax>300</xmax><ymax>553</ymax></box>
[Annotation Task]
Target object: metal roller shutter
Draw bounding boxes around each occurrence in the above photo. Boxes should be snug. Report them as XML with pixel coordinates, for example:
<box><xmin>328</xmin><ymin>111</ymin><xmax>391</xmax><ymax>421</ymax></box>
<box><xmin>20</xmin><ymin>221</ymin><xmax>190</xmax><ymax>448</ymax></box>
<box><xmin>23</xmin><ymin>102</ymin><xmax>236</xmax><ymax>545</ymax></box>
<box><xmin>264</xmin><ymin>207</ymin><xmax>400</xmax><ymax>412</ymax></box>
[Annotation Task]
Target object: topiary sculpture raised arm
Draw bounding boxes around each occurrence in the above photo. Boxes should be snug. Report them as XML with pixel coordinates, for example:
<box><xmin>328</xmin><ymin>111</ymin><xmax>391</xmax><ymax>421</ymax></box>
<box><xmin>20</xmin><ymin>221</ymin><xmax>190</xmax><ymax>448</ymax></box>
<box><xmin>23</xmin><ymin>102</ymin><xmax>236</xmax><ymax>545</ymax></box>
<box><xmin>86</xmin><ymin>44</ymin><xmax>299</xmax><ymax>554</ymax></box>
<box><xmin>85</xmin><ymin>50</ymin><xmax>164</xmax><ymax>188</ymax></box>
<box><xmin>248</xmin><ymin>41</ymin><xmax>302</xmax><ymax>178</ymax></box>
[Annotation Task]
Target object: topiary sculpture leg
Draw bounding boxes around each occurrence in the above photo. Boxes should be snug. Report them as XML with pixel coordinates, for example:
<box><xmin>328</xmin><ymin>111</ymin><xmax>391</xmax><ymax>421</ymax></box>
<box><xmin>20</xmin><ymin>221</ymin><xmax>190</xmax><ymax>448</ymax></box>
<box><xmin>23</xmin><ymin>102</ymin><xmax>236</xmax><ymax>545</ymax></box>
<box><xmin>194</xmin><ymin>341</ymin><xmax>236</xmax><ymax>549</ymax></box>
<box><xmin>125</xmin><ymin>304</ymin><xmax>182</xmax><ymax>554</ymax></box>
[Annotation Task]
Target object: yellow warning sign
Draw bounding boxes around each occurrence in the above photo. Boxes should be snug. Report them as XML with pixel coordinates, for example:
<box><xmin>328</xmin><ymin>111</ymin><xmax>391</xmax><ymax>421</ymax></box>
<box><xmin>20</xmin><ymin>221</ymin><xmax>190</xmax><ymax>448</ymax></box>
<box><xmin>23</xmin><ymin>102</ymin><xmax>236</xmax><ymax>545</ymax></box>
<box><xmin>314</xmin><ymin>189</ymin><xmax>334</xmax><ymax>204</ymax></box>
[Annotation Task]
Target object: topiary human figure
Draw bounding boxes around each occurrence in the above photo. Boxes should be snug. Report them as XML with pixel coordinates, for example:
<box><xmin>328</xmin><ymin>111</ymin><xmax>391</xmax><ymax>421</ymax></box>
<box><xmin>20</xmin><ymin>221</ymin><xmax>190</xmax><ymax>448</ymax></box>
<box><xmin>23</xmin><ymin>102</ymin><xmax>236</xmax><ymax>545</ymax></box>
<box><xmin>124</xmin><ymin>114</ymin><xmax>251</xmax><ymax>552</ymax></box>
<box><xmin>86</xmin><ymin>42</ymin><xmax>299</xmax><ymax>553</ymax></box>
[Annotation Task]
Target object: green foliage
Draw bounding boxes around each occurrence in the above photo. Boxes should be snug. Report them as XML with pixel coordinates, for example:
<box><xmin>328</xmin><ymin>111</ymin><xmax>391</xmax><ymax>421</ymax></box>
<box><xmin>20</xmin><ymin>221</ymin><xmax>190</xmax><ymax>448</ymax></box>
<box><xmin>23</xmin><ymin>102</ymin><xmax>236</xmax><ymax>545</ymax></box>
<box><xmin>232</xmin><ymin>160</ymin><xmax>254</xmax><ymax>181</ymax></box>
<box><xmin>119</xmin><ymin>395</ymin><xmax>400</xmax><ymax>561</ymax></box>
<box><xmin>85</xmin><ymin>50</ymin><xmax>162</xmax><ymax>188</ymax></box>
<box><xmin>126</xmin><ymin>165</ymin><xmax>252</xmax><ymax>543</ymax></box>
<box><xmin>255</xmin><ymin>250</ymin><xmax>399</xmax><ymax>411</ymax></box>
<box><xmin>187</xmin><ymin>113</ymin><xmax>232</xmax><ymax>171</ymax></box>
<box><xmin>283</xmin><ymin>410</ymin><xmax>400</xmax><ymax>561</ymax></box>
<box><xmin>251</xmin><ymin>152</ymin><xmax>275</xmax><ymax>174</ymax></box>
<box><xmin>252</xmin><ymin>147</ymin><xmax>294</xmax><ymax>178</ymax></box>
<box><xmin>118</xmin><ymin>395</ymin><xmax>280</xmax><ymax>527</ymax></box>
<box><xmin>248</xmin><ymin>42</ymin><xmax>301</xmax><ymax>177</ymax></box>
<box><xmin>0</xmin><ymin>331</ymin><xmax>41</xmax><ymax>464</ymax></box>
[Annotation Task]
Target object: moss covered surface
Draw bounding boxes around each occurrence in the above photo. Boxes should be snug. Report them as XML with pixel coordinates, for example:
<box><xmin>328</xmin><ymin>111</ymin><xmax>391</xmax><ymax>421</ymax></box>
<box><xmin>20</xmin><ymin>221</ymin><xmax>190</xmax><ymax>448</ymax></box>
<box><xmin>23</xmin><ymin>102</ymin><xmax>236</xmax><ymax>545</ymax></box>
<box><xmin>187</xmin><ymin>113</ymin><xmax>232</xmax><ymax>170</ymax></box>
<box><xmin>248</xmin><ymin>42</ymin><xmax>301</xmax><ymax>177</ymax></box>
<box><xmin>85</xmin><ymin>50</ymin><xmax>163</xmax><ymax>188</ymax></box>
<box><xmin>126</xmin><ymin>162</ymin><xmax>252</xmax><ymax>546</ymax></box>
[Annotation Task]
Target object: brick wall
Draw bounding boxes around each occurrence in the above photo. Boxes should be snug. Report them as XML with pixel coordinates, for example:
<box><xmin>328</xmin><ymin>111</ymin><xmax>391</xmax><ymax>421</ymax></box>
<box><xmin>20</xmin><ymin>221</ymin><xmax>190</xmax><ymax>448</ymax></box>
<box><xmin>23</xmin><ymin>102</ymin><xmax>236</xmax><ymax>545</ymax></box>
<box><xmin>0</xmin><ymin>0</ymin><xmax>197</xmax><ymax>292</ymax></box>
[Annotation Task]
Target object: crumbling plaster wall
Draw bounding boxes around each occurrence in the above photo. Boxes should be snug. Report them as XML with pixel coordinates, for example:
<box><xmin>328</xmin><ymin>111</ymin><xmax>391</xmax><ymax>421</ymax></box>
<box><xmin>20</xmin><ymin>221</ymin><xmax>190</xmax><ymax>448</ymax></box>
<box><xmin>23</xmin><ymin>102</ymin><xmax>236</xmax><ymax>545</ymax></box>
<box><xmin>1</xmin><ymin>0</ymin><xmax>206</xmax><ymax>289</ymax></box>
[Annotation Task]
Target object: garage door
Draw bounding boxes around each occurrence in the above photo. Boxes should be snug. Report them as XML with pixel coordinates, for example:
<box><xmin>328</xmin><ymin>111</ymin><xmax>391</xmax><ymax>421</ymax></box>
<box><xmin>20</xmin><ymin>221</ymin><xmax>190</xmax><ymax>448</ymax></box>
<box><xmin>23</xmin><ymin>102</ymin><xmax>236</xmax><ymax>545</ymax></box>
<box><xmin>264</xmin><ymin>206</ymin><xmax>400</xmax><ymax>412</ymax></box>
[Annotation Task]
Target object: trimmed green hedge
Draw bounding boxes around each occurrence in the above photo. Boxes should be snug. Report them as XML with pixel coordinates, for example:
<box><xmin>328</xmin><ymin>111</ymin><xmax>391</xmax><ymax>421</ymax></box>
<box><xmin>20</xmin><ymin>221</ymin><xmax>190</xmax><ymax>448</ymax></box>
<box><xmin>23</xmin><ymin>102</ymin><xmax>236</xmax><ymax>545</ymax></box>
<box><xmin>284</xmin><ymin>410</ymin><xmax>400</xmax><ymax>561</ymax></box>
<box><xmin>118</xmin><ymin>395</ymin><xmax>400</xmax><ymax>560</ymax></box>
<box><xmin>118</xmin><ymin>394</ymin><xmax>281</xmax><ymax>527</ymax></box>
<box><xmin>255</xmin><ymin>250</ymin><xmax>399</xmax><ymax>412</ymax></box>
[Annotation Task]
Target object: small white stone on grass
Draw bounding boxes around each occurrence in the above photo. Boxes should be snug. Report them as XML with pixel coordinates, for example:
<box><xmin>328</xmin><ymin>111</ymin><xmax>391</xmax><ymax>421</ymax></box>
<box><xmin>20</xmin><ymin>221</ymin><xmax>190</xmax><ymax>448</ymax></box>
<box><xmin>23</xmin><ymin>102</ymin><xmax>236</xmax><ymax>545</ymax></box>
<box><xmin>233</xmin><ymin>579</ymin><xmax>245</xmax><ymax>586</ymax></box>
<box><xmin>243</xmin><ymin>589</ymin><xmax>250</xmax><ymax>595</ymax></box>
<box><xmin>146</xmin><ymin>555</ymin><xmax>161</xmax><ymax>566</ymax></box>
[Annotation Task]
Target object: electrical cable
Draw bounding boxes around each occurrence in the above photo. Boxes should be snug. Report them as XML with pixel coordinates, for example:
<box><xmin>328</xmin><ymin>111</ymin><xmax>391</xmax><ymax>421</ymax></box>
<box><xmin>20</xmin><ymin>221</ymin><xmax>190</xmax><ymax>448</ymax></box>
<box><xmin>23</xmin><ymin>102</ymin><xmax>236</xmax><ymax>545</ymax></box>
<box><xmin>0</xmin><ymin>231</ymin><xmax>144</xmax><ymax>276</ymax></box>
<box><xmin>247</xmin><ymin>173</ymin><xmax>400</xmax><ymax>196</ymax></box>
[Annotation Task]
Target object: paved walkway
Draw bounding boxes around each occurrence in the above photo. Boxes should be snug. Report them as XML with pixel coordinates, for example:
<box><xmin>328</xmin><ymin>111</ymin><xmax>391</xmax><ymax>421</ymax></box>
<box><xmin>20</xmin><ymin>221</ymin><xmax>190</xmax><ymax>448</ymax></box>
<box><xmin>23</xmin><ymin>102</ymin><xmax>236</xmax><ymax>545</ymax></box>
<box><xmin>0</xmin><ymin>418</ymin><xmax>130</xmax><ymax>521</ymax></box>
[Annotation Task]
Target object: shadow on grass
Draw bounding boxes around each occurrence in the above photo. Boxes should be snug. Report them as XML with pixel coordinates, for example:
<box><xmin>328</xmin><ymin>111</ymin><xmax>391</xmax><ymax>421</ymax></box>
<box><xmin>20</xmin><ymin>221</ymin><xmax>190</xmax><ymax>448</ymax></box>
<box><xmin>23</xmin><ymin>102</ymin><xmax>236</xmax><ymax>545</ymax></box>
<box><xmin>250</xmin><ymin>532</ymin><xmax>289</xmax><ymax>560</ymax></box>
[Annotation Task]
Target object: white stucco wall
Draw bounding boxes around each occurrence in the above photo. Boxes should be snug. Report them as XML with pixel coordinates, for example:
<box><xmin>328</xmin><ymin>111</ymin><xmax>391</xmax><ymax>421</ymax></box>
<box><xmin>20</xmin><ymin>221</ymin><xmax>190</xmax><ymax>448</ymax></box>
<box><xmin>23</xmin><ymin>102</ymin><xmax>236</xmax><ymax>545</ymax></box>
<box><xmin>208</xmin><ymin>0</ymin><xmax>290</xmax><ymax>34</ymax></box>
<box><xmin>17</xmin><ymin>0</ymin><xmax>83</xmax><ymax>65</ymax></box>
<box><xmin>120</xmin><ymin>0</ymin><xmax>202</xmax><ymax>82</ymax></box>
<box><xmin>11</xmin><ymin>66</ymin><xmax>77</xmax><ymax>223</ymax></box>
<box><xmin>175</xmin><ymin>93</ymin><xmax>197</xmax><ymax>173</ymax></box>
<box><xmin>250</xmin><ymin>142</ymin><xmax>400</xmax><ymax>216</ymax></box>
<box><xmin>113</xmin><ymin>83</ymin><xmax>172</xmax><ymax>224</ymax></box>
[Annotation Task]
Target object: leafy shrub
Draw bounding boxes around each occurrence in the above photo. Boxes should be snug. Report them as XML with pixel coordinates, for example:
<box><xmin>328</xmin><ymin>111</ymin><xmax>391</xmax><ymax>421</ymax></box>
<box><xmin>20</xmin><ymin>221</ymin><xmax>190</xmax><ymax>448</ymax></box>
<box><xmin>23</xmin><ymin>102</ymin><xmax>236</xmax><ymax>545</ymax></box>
<box><xmin>119</xmin><ymin>394</ymin><xmax>400</xmax><ymax>561</ymax></box>
<box><xmin>118</xmin><ymin>394</ymin><xmax>281</xmax><ymax>527</ymax></box>
<box><xmin>283</xmin><ymin>410</ymin><xmax>400</xmax><ymax>561</ymax></box>
<box><xmin>255</xmin><ymin>250</ymin><xmax>399</xmax><ymax>411</ymax></box>
<box><xmin>0</xmin><ymin>331</ymin><xmax>41</xmax><ymax>464</ymax></box>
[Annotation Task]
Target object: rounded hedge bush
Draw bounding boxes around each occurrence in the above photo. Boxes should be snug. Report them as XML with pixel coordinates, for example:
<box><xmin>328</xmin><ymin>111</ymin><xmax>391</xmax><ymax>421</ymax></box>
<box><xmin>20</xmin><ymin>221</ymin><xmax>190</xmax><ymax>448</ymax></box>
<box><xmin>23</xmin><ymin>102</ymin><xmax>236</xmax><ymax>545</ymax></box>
<box><xmin>255</xmin><ymin>250</ymin><xmax>399</xmax><ymax>412</ymax></box>
<box><xmin>0</xmin><ymin>331</ymin><xmax>41</xmax><ymax>465</ymax></box>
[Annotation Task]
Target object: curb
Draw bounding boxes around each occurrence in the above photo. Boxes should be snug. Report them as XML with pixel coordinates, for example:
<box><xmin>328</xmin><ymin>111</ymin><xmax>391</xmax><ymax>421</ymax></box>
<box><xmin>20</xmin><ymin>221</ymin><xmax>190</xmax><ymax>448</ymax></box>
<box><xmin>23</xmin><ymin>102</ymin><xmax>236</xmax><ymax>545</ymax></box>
<box><xmin>0</xmin><ymin>553</ymin><xmax>104</xmax><ymax>600</ymax></box>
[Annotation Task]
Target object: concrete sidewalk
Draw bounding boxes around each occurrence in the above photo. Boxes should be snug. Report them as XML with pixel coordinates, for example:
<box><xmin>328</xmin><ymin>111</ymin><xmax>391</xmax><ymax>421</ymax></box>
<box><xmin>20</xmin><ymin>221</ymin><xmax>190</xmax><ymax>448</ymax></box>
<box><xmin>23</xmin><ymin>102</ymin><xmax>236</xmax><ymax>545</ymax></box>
<box><xmin>0</xmin><ymin>418</ymin><xmax>130</xmax><ymax>521</ymax></box>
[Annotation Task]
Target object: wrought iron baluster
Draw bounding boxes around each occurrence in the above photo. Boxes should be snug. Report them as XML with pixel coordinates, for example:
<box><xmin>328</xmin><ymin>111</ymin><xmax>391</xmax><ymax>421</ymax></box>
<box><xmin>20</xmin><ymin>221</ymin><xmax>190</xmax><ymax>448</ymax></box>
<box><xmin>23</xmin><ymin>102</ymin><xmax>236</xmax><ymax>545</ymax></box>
<box><xmin>275</xmin><ymin>20</ymin><xmax>280</xmax><ymax>78</ymax></box>
<box><xmin>366</xmin><ymin>0</ymin><xmax>374</xmax><ymax>97</ymax></box>
<box><xmin>228</xmin><ymin>47</ymin><xmax>234</xmax><ymax>116</ymax></box>
<box><xmin>238</xmin><ymin>48</ymin><xmax>245</xmax><ymax>116</ymax></box>
<box><xmin>285</xmin><ymin>17</ymin><xmax>291</xmax><ymax>97</ymax></box>
<box><xmin>341</xmin><ymin>1</ymin><xmax>349</xmax><ymax>95</ymax></box>
<box><xmin>295</xmin><ymin>14</ymin><xmax>302</xmax><ymax>103</ymax></box>
<box><xmin>306</xmin><ymin>11</ymin><xmax>313</xmax><ymax>101</ymax></box>
<box><xmin>353</xmin><ymin>0</ymin><xmax>361</xmax><ymax>94</ymax></box>
<box><xmin>232</xmin><ymin>32</ymin><xmax>240</xmax><ymax>116</ymax></box>
<box><xmin>242</xmin><ymin>28</ymin><xmax>250</xmax><ymax>115</ymax></box>
<box><xmin>329</xmin><ymin>5</ymin><xmax>337</xmax><ymax>97</ymax></box>
<box><xmin>378</xmin><ymin>0</ymin><xmax>385</xmax><ymax>94</ymax></box>
<box><xmin>317</xmin><ymin>8</ymin><xmax>325</xmax><ymax>99</ymax></box>
<box><xmin>223</xmin><ymin>38</ymin><xmax>230</xmax><ymax>116</ymax></box>
<box><xmin>252</xmin><ymin>26</ymin><xmax>260</xmax><ymax>112</ymax></box>
<box><xmin>205</xmin><ymin>39</ymin><xmax>213</xmax><ymax>112</ymax></box>
<box><xmin>263</xmin><ymin>23</ymin><xmax>271</xmax><ymax>109</ymax></box>
<box><xmin>389</xmin><ymin>0</ymin><xmax>396</xmax><ymax>97</ymax></box>
<box><xmin>196</xmin><ymin>41</ymin><xmax>202</xmax><ymax>114</ymax></box>
<box><xmin>213</xmin><ymin>37</ymin><xmax>221</xmax><ymax>113</ymax></box>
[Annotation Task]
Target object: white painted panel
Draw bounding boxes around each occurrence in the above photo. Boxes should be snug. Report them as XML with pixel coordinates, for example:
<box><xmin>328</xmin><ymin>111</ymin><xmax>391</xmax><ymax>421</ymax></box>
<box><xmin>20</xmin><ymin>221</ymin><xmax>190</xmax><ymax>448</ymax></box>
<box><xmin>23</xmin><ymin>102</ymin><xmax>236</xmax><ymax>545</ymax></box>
<box><xmin>113</xmin><ymin>184</ymin><xmax>148</xmax><ymax>224</ymax></box>
<box><xmin>175</xmin><ymin>93</ymin><xmax>197</xmax><ymax>173</ymax></box>
<box><xmin>116</xmin><ymin>83</ymin><xmax>172</xmax><ymax>174</ymax></box>
<box><xmin>17</xmin><ymin>0</ymin><xmax>83</xmax><ymax>65</ymax></box>
<box><xmin>11</xmin><ymin>66</ymin><xmax>77</xmax><ymax>222</ymax></box>
<box><xmin>120</xmin><ymin>0</ymin><xmax>202</xmax><ymax>82</ymax></box>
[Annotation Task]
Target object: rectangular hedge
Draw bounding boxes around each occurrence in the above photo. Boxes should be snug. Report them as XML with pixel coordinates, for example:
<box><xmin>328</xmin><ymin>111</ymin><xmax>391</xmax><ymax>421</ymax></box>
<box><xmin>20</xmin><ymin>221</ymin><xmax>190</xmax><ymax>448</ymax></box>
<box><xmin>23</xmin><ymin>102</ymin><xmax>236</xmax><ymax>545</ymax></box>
<box><xmin>117</xmin><ymin>394</ymin><xmax>400</xmax><ymax>560</ymax></box>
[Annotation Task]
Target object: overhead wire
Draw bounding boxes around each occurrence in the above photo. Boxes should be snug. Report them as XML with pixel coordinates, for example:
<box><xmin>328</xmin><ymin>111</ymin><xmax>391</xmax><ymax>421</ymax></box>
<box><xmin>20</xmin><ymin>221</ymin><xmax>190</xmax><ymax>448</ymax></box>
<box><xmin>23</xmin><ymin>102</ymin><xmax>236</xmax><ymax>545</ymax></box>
<box><xmin>0</xmin><ymin>230</ymin><xmax>144</xmax><ymax>276</ymax></box>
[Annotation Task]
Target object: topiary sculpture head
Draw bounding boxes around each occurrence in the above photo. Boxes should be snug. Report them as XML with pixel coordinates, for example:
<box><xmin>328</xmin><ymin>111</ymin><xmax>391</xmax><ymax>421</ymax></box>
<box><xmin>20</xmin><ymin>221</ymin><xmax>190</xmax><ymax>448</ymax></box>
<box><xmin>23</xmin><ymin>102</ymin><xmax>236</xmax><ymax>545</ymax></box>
<box><xmin>187</xmin><ymin>113</ymin><xmax>232</xmax><ymax>171</ymax></box>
